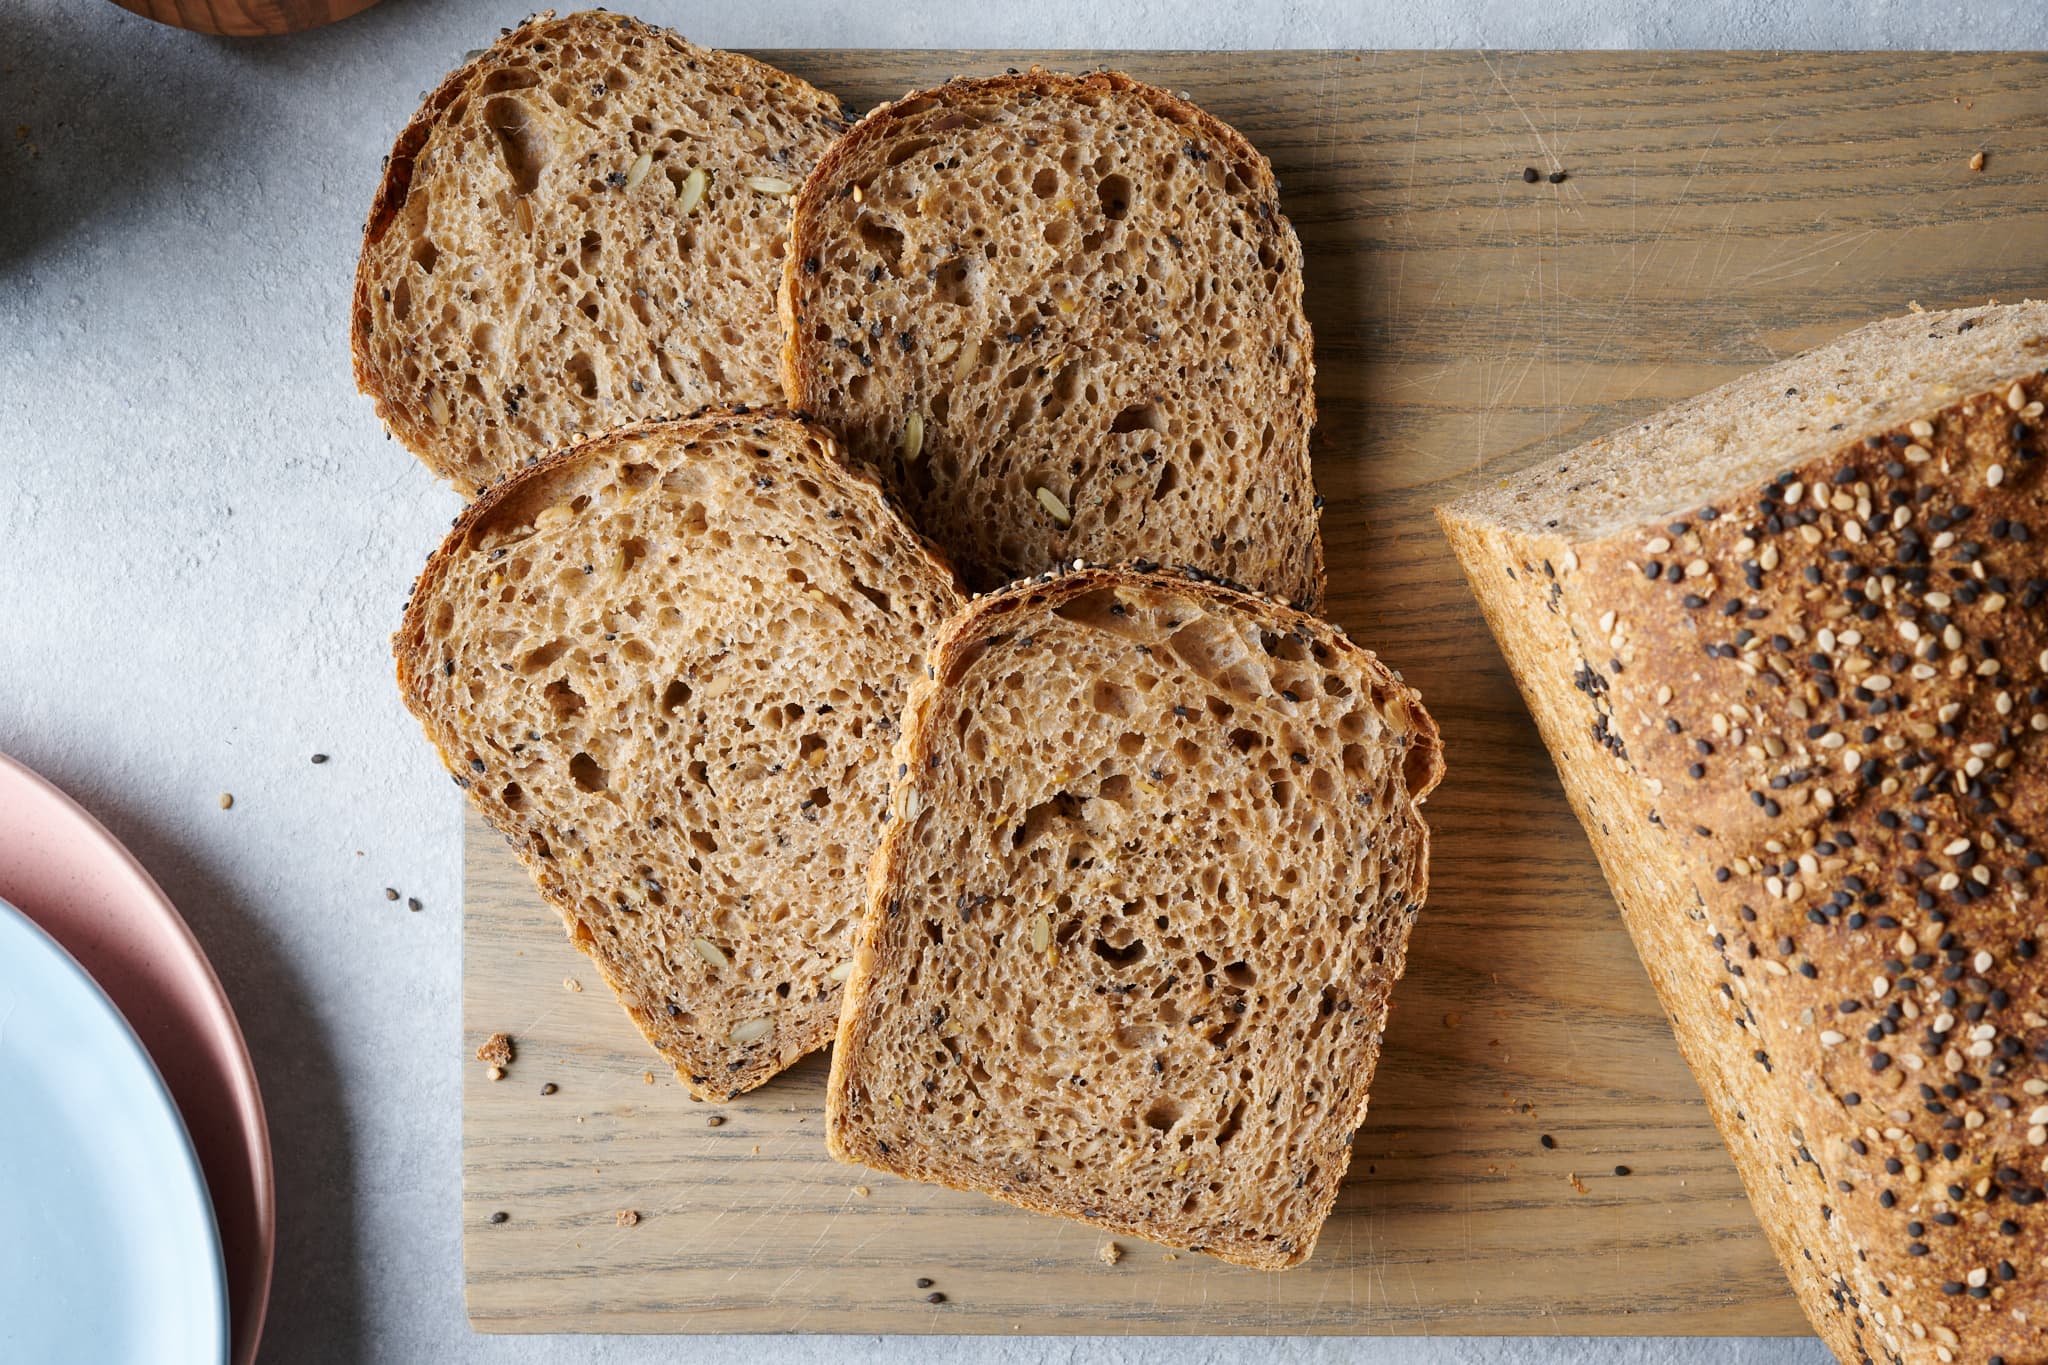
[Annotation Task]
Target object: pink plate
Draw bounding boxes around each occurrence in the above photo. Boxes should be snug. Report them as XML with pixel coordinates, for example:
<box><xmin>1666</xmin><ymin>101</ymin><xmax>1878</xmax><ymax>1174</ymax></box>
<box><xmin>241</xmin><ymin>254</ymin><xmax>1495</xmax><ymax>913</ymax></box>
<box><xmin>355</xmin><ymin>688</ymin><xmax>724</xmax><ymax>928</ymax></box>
<box><xmin>0</xmin><ymin>752</ymin><xmax>273</xmax><ymax>1365</ymax></box>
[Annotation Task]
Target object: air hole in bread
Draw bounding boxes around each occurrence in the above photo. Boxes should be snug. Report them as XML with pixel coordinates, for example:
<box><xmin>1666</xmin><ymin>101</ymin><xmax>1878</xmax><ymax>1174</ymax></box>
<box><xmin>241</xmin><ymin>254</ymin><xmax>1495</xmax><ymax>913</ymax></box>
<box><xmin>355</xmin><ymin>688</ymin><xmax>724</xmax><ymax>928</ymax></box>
<box><xmin>567</xmin><ymin>351</ymin><xmax>599</xmax><ymax>399</ymax></box>
<box><xmin>1142</xmin><ymin>1098</ymin><xmax>1181</xmax><ymax>1132</ymax></box>
<box><xmin>856</xmin><ymin>218</ymin><xmax>906</xmax><ymax>273</ymax></box>
<box><xmin>933</xmin><ymin>258</ymin><xmax>973</xmax><ymax>307</ymax></box>
<box><xmin>542</xmin><ymin>677</ymin><xmax>584</xmax><ymax>717</ymax></box>
<box><xmin>1090</xmin><ymin>935</ymin><xmax>1146</xmax><ymax>967</ymax></box>
<box><xmin>501</xmin><ymin>782</ymin><xmax>525</xmax><ymax>810</ymax></box>
<box><xmin>568</xmin><ymin>751</ymin><xmax>609</xmax><ymax>792</ymax></box>
<box><xmin>479</xmin><ymin>66</ymin><xmax>541</xmax><ymax>96</ymax></box>
<box><xmin>484</xmin><ymin>95</ymin><xmax>549</xmax><ymax>196</ymax></box>
<box><xmin>883</xmin><ymin>134</ymin><xmax>937</xmax><ymax>167</ymax></box>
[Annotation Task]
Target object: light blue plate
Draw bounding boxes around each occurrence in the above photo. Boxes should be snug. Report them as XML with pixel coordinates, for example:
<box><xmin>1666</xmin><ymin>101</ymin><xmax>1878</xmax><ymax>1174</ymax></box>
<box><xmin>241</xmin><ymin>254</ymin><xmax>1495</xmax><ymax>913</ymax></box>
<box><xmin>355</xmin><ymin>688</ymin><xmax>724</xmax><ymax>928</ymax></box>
<box><xmin>0</xmin><ymin>898</ymin><xmax>228</xmax><ymax>1364</ymax></box>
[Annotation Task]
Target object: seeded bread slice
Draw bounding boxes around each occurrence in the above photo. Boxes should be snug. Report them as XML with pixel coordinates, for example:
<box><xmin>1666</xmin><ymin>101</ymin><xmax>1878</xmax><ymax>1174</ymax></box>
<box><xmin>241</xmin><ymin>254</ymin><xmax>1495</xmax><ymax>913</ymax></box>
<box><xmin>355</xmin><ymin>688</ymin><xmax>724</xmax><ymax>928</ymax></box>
<box><xmin>780</xmin><ymin>70</ymin><xmax>1324</xmax><ymax>608</ymax></box>
<box><xmin>353</xmin><ymin>11</ymin><xmax>848</xmax><ymax>492</ymax></box>
<box><xmin>827</xmin><ymin>566</ymin><xmax>1440</xmax><ymax>1267</ymax></box>
<box><xmin>1439</xmin><ymin>302</ymin><xmax>2048</xmax><ymax>1363</ymax></box>
<box><xmin>395</xmin><ymin>411</ymin><xmax>962</xmax><ymax>1099</ymax></box>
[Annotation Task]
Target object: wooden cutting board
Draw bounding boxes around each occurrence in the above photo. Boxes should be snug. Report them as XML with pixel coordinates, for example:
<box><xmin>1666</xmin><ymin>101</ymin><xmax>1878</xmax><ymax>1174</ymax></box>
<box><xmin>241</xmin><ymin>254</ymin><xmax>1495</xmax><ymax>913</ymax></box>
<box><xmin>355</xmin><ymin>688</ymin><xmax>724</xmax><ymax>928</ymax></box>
<box><xmin>462</xmin><ymin>48</ymin><xmax>2048</xmax><ymax>1335</ymax></box>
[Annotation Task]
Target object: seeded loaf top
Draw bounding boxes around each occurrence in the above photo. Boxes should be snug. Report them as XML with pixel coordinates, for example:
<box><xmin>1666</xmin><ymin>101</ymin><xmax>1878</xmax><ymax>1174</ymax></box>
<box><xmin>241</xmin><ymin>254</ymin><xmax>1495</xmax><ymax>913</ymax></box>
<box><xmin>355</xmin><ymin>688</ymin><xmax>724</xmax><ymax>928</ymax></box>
<box><xmin>1441</xmin><ymin>302</ymin><xmax>2048</xmax><ymax>1363</ymax></box>
<box><xmin>395</xmin><ymin>410</ymin><xmax>962</xmax><ymax>1099</ymax></box>
<box><xmin>353</xmin><ymin>11</ymin><xmax>848</xmax><ymax>492</ymax></box>
<box><xmin>781</xmin><ymin>70</ymin><xmax>1324</xmax><ymax>607</ymax></box>
<box><xmin>828</xmin><ymin>564</ymin><xmax>1440</xmax><ymax>1268</ymax></box>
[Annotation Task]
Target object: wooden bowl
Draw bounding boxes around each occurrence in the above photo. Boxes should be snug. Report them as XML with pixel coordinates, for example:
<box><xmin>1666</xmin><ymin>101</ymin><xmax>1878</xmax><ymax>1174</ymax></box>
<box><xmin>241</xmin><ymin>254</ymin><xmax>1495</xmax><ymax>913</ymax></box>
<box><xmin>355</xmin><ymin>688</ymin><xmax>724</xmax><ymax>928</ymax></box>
<box><xmin>109</xmin><ymin>0</ymin><xmax>384</xmax><ymax>37</ymax></box>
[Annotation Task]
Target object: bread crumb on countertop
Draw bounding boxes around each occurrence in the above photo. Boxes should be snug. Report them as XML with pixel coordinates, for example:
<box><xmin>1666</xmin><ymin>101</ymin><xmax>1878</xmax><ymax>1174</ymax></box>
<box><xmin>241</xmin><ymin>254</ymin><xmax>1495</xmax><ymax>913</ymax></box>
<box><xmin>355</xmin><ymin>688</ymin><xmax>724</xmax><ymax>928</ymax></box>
<box><xmin>1097</xmin><ymin>1241</ymin><xmax>1123</xmax><ymax>1266</ymax></box>
<box><xmin>475</xmin><ymin>1032</ymin><xmax>513</xmax><ymax>1067</ymax></box>
<box><xmin>615</xmin><ymin>1209</ymin><xmax>639</xmax><ymax>1227</ymax></box>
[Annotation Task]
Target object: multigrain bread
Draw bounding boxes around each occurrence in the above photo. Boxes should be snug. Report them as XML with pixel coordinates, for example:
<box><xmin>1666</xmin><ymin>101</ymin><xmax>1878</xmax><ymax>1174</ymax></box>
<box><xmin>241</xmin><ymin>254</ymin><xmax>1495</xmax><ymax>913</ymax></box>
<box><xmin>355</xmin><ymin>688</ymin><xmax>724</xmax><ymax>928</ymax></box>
<box><xmin>395</xmin><ymin>411</ymin><xmax>962</xmax><ymax>1099</ymax></box>
<box><xmin>353</xmin><ymin>11</ymin><xmax>848</xmax><ymax>492</ymax></box>
<box><xmin>827</xmin><ymin>566</ymin><xmax>1441</xmax><ymax>1267</ymax></box>
<box><xmin>1439</xmin><ymin>303</ymin><xmax>2048</xmax><ymax>1362</ymax></box>
<box><xmin>780</xmin><ymin>71</ymin><xmax>1325</xmax><ymax>607</ymax></box>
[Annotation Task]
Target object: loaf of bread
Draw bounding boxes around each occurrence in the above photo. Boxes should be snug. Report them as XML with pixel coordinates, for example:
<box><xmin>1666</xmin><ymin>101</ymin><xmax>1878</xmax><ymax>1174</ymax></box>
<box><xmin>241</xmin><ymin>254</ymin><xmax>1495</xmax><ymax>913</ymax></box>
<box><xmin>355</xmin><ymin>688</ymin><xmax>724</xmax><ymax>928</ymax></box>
<box><xmin>827</xmin><ymin>565</ymin><xmax>1441</xmax><ymax>1266</ymax></box>
<box><xmin>1440</xmin><ymin>303</ymin><xmax>2048</xmax><ymax>1361</ymax></box>
<box><xmin>395</xmin><ymin>411</ymin><xmax>962</xmax><ymax>1099</ymax></box>
<box><xmin>780</xmin><ymin>71</ymin><xmax>1325</xmax><ymax>608</ymax></box>
<box><xmin>353</xmin><ymin>11</ymin><xmax>848</xmax><ymax>492</ymax></box>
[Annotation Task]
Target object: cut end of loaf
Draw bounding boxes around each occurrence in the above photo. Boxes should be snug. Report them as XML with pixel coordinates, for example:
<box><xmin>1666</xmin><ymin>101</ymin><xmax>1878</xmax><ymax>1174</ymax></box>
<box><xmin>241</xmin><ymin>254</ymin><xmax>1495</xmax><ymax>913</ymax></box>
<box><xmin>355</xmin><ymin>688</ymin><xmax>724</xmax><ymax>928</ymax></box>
<box><xmin>782</xmin><ymin>69</ymin><xmax>1324</xmax><ymax>608</ymax></box>
<box><xmin>1445</xmin><ymin>301</ymin><xmax>2048</xmax><ymax>543</ymax></box>
<box><xmin>352</xmin><ymin>11</ymin><xmax>849</xmax><ymax>489</ymax></box>
<box><xmin>395</xmin><ymin>411</ymin><xmax>961</xmax><ymax>1099</ymax></box>
<box><xmin>827</xmin><ymin>567</ymin><xmax>1438</xmax><ymax>1267</ymax></box>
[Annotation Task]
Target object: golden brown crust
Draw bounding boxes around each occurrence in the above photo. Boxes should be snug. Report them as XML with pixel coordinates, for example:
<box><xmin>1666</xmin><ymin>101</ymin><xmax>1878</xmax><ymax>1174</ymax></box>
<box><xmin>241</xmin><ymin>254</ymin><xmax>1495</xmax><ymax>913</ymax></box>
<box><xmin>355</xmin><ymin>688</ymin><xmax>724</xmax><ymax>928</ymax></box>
<box><xmin>396</xmin><ymin>407</ymin><xmax>962</xmax><ymax>1100</ymax></box>
<box><xmin>826</xmin><ymin>563</ymin><xmax>1437</xmax><ymax>1268</ymax></box>
<box><xmin>779</xmin><ymin>69</ymin><xmax>1325</xmax><ymax>610</ymax></box>
<box><xmin>1443</xmin><ymin>354</ymin><xmax>2048</xmax><ymax>1362</ymax></box>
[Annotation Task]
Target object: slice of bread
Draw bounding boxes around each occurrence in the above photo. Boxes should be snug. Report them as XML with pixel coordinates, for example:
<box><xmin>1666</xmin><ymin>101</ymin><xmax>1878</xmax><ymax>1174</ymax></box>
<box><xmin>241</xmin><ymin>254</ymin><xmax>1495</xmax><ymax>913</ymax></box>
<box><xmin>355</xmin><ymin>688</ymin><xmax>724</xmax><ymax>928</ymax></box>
<box><xmin>780</xmin><ymin>71</ymin><xmax>1325</xmax><ymax>608</ymax></box>
<box><xmin>1439</xmin><ymin>302</ymin><xmax>2048</xmax><ymax>1362</ymax></box>
<box><xmin>827</xmin><ymin>566</ymin><xmax>1441</xmax><ymax>1267</ymax></box>
<box><xmin>353</xmin><ymin>11</ymin><xmax>848</xmax><ymax>492</ymax></box>
<box><xmin>395</xmin><ymin>411</ymin><xmax>962</xmax><ymax>1099</ymax></box>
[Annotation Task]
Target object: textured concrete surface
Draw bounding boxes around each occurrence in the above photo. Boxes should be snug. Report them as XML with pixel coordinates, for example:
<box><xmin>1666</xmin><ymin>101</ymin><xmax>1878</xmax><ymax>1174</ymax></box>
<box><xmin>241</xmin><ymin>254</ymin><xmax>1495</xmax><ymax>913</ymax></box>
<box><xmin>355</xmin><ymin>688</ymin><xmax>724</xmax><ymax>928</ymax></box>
<box><xmin>6</xmin><ymin>0</ymin><xmax>2044</xmax><ymax>1361</ymax></box>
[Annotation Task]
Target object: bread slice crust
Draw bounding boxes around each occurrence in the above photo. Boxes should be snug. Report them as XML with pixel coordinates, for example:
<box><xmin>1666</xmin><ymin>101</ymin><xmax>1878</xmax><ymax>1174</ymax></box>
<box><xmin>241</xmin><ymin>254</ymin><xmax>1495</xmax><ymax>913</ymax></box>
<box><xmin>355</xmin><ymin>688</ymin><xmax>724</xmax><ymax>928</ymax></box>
<box><xmin>827</xmin><ymin>565</ymin><xmax>1439</xmax><ymax>1267</ymax></box>
<box><xmin>396</xmin><ymin>409</ymin><xmax>962</xmax><ymax>1099</ymax></box>
<box><xmin>353</xmin><ymin>11</ymin><xmax>848</xmax><ymax>491</ymax></box>
<box><xmin>1440</xmin><ymin>303</ymin><xmax>2048</xmax><ymax>1362</ymax></box>
<box><xmin>781</xmin><ymin>70</ymin><xmax>1325</xmax><ymax>608</ymax></box>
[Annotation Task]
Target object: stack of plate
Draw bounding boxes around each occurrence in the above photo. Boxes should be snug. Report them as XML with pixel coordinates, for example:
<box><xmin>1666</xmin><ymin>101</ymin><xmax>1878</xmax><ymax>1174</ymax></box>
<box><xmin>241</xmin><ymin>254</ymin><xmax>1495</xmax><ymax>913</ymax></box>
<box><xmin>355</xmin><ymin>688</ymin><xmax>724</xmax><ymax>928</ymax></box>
<box><xmin>0</xmin><ymin>754</ymin><xmax>272</xmax><ymax>1365</ymax></box>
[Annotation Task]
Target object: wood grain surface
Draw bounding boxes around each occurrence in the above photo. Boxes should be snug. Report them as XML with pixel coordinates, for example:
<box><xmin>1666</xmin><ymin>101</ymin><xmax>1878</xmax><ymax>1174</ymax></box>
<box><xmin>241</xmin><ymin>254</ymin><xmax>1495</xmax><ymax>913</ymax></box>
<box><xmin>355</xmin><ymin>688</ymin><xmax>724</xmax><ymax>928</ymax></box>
<box><xmin>462</xmin><ymin>49</ymin><xmax>2048</xmax><ymax>1335</ymax></box>
<box><xmin>109</xmin><ymin>0</ymin><xmax>385</xmax><ymax>37</ymax></box>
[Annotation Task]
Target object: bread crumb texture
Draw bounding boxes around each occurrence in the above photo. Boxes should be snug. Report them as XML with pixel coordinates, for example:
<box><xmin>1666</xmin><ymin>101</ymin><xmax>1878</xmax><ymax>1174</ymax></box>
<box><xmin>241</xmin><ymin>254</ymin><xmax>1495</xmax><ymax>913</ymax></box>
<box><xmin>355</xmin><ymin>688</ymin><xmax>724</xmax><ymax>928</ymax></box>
<box><xmin>1443</xmin><ymin>302</ymin><xmax>2048</xmax><ymax>1363</ymax></box>
<box><xmin>353</xmin><ymin>11</ymin><xmax>850</xmax><ymax>489</ymax></box>
<box><xmin>397</xmin><ymin>412</ymin><xmax>961</xmax><ymax>1099</ymax></box>
<box><xmin>829</xmin><ymin>567</ymin><xmax>1441</xmax><ymax>1269</ymax></box>
<box><xmin>783</xmin><ymin>71</ymin><xmax>1323</xmax><ymax>607</ymax></box>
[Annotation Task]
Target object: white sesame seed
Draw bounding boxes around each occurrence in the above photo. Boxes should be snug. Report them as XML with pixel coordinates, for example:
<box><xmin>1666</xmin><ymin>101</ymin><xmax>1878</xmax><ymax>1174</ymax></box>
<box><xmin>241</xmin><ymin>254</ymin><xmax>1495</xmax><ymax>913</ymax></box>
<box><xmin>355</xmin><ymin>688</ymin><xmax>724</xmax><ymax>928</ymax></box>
<box><xmin>1820</xmin><ymin>1030</ymin><xmax>1846</xmax><ymax>1046</ymax></box>
<box><xmin>1988</xmin><ymin>463</ymin><xmax>2006</xmax><ymax>487</ymax></box>
<box><xmin>2039</xmin><ymin>649</ymin><xmax>2048</xmax><ymax>673</ymax></box>
<box><xmin>1944</xmin><ymin>837</ymin><xmax>1972</xmax><ymax>856</ymax></box>
<box><xmin>1933</xmin><ymin>1014</ymin><xmax>1954</xmax><ymax>1035</ymax></box>
<box><xmin>1968</xmin><ymin>1268</ymin><xmax>1988</xmax><ymax>1289</ymax></box>
<box><xmin>1645</xmin><ymin>536</ymin><xmax>1671</xmax><ymax>554</ymax></box>
<box><xmin>1971</xmin><ymin>1040</ymin><xmax>1996</xmax><ymax>1059</ymax></box>
<box><xmin>1873</xmin><ymin>976</ymin><xmax>1890</xmax><ymax>998</ymax></box>
<box><xmin>1905</xmin><ymin>443</ymin><xmax>1932</xmax><ymax>464</ymax></box>
<box><xmin>2032</xmin><ymin>1125</ymin><xmax>2048</xmax><ymax>1147</ymax></box>
<box><xmin>2027</xmin><ymin>1080</ymin><xmax>2048</xmax><ymax>1096</ymax></box>
<box><xmin>1598</xmin><ymin>610</ymin><xmax>1617</xmax><ymax>634</ymax></box>
<box><xmin>1909</xmin><ymin>419</ymin><xmax>1935</xmax><ymax>440</ymax></box>
<box><xmin>1759</xmin><ymin>543</ymin><xmax>1781</xmax><ymax>571</ymax></box>
<box><xmin>2007</xmin><ymin>382</ymin><xmax>2028</xmax><ymax>411</ymax></box>
<box><xmin>1865</xmin><ymin>675</ymin><xmax>1892</xmax><ymax>692</ymax></box>
<box><xmin>1560</xmin><ymin>549</ymin><xmax>1579</xmax><ymax>573</ymax></box>
<box><xmin>2032</xmin><ymin>1105</ymin><xmax>2048</xmax><ymax>1126</ymax></box>
<box><xmin>1975</xmin><ymin>951</ymin><xmax>1993</xmax><ymax>973</ymax></box>
<box><xmin>1972</xmin><ymin>1024</ymin><xmax>1996</xmax><ymax>1042</ymax></box>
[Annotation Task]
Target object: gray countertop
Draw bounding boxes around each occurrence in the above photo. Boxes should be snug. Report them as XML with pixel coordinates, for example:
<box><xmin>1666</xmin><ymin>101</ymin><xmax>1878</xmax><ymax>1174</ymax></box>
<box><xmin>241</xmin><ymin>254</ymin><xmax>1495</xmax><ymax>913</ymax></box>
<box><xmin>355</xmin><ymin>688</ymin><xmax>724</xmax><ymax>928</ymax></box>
<box><xmin>7</xmin><ymin>1</ymin><xmax>2040</xmax><ymax>1360</ymax></box>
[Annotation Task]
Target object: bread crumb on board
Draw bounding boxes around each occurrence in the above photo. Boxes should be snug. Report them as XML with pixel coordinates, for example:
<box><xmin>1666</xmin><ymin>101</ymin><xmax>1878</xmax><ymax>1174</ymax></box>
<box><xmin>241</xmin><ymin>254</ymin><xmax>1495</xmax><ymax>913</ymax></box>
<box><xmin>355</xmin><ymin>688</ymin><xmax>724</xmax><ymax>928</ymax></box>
<box><xmin>1097</xmin><ymin>1241</ymin><xmax>1123</xmax><ymax>1266</ymax></box>
<box><xmin>852</xmin><ymin>1185</ymin><xmax>871</xmax><ymax>1198</ymax></box>
<box><xmin>615</xmin><ymin>1209</ymin><xmax>639</xmax><ymax>1228</ymax></box>
<box><xmin>1970</xmin><ymin>149</ymin><xmax>1987</xmax><ymax>171</ymax></box>
<box><xmin>475</xmin><ymin>1032</ymin><xmax>513</xmax><ymax>1078</ymax></box>
<box><xmin>563</xmin><ymin>977</ymin><xmax>582</xmax><ymax>993</ymax></box>
<box><xmin>217</xmin><ymin>792</ymin><xmax>233</xmax><ymax>810</ymax></box>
